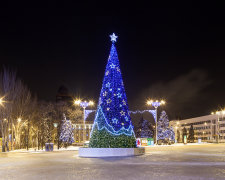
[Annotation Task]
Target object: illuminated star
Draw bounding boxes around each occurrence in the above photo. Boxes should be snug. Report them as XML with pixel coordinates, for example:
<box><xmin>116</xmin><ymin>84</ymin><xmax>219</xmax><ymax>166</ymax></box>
<box><xmin>106</xmin><ymin>82</ymin><xmax>110</xmax><ymax>88</ymax></box>
<box><xmin>106</xmin><ymin>98</ymin><xmax>112</xmax><ymax>104</ymax></box>
<box><xmin>112</xmin><ymin>118</ymin><xmax>118</xmax><ymax>124</ymax></box>
<box><xmin>110</xmin><ymin>33</ymin><xmax>118</xmax><ymax>43</ymax></box>
<box><xmin>122</xmin><ymin>99</ymin><xmax>126</xmax><ymax>105</ymax></box>
<box><xmin>110</xmin><ymin>63</ymin><xmax>116</xmax><ymax>69</ymax></box>
<box><xmin>120</xmin><ymin>104</ymin><xmax>122</xmax><ymax>107</ymax></box>
<box><xmin>103</xmin><ymin>91</ymin><xmax>108</xmax><ymax>97</ymax></box>
<box><xmin>118</xmin><ymin>88</ymin><xmax>121</xmax><ymax>91</ymax></box>
<box><xmin>121</xmin><ymin>123</ymin><xmax>124</xmax><ymax>126</ymax></box>
<box><xmin>109</xmin><ymin>88</ymin><xmax>112</xmax><ymax>91</ymax></box>
<box><xmin>125</xmin><ymin>116</ymin><xmax>129</xmax><ymax>121</ymax></box>
<box><xmin>107</xmin><ymin>107</ymin><xmax>110</xmax><ymax>111</ymax></box>
<box><xmin>105</xmin><ymin>71</ymin><xmax>109</xmax><ymax>76</ymax></box>
<box><xmin>120</xmin><ymin>110</ymin><xmax>125</xmax><ymax>116</ymax></box>
<box><xmin>116</xmin><ymin>67</ymin><xmax>120</xmax><ymax>72</ymax></box>
<box><xmin>117</xmin><ymin>93</ymin><xmax>122</xmax><ymax>98</ymax></box>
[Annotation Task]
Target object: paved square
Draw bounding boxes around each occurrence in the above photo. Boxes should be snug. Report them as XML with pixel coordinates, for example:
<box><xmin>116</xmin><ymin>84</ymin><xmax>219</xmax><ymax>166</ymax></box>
<box><xmin>1</xmin><ymin>144</ymin><xmax>225</xmax><ymax>180</ymax></box>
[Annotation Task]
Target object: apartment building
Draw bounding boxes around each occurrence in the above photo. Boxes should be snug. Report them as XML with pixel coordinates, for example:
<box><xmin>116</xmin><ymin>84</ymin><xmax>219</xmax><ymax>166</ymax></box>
<box><xmin>169</xmin><ymin>112</ymin><xmax>225</xmax><ymax>143</ymax></box>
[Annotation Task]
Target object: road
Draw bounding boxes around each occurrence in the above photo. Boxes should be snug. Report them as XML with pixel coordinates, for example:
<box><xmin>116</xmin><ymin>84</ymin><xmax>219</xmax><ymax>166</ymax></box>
<box><xmin>1</xmin><ymin>144</ymin><xmax>225</xmax><ymax>180</ymax></box>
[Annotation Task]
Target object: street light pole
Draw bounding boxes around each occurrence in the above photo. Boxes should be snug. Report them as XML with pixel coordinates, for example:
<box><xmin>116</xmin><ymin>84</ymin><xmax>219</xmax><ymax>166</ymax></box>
<box><xmin>0</xmin><ymin>97</ymin><xmax>6</xmax><ymax>152</ymax></box>
<box><xmin>74</xmin><ymin>99</ymin><xmax>94</xmax><ymax>144</ymax></box>
<box><xmin>146</xmin><ymin>100</ymin><xmax>165</xmax><ymax>145</ymax></box>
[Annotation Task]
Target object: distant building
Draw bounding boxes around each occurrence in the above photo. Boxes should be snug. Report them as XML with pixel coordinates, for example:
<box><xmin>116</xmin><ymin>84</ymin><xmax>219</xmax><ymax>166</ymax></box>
<box><xmin>169</xmin><ymin>113</ymin><xmax>225</xmax><ymax>143</ymax></box>
<box><xmin>72</xmin><ymin>110</ymin><xmax>95</xmax><ymax>145</ymax></box>
<box><xmin>56</xmin><ymin>85</ymin><xmax>73</xmax><ymax>105</ymax></box>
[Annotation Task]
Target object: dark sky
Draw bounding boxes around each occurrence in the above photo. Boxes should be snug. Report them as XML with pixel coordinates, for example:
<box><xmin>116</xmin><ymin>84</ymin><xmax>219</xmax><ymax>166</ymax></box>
<box><xmin>0</xmin><ymin>2</ymin><xmax>225</xmax><ymax>119</ymax></box>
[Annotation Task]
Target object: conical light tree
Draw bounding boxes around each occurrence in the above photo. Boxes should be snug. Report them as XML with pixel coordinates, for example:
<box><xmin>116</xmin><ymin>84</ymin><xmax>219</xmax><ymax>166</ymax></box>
<box><xmin>59</xmin><ymin>114</ymin><xmax>74</xmax><ymax>147</ymax></box>
<box><xmin>89</xmin><ymin>33</ymin><xmax>136</xmax><ymax>148</ymax></box>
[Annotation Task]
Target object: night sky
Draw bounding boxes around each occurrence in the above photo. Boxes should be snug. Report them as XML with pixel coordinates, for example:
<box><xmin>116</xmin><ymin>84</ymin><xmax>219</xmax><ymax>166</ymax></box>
<box><xmin>1</xmin><ymin>2</ymin><xmax>225</xmax><ymax>119</ymax></box>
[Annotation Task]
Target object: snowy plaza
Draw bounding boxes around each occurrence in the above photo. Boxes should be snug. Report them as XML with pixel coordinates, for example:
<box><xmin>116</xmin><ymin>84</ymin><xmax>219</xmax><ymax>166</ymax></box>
<box><xmin>1</xmin><ymin>143</ymin><xmax>225</xmax><ymax>180</ymax></box>
<box><xmin>1</xmin><ymin>10</ymin><xmax>225</xmax><ymax>180</ymax></box>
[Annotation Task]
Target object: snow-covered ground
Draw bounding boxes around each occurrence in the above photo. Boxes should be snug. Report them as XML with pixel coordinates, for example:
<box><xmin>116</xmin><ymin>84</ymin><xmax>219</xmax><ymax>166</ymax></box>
<box><xmin>9</xmin><ymin>146</ymin><xmax>80</xmax><ymax>153</ymax></box>
<box><xmin>142</xmin><ymin>142</ymin><xmax>208</xmax><ymax>147</ymax></box>
<box><xmin>1</xmin><ymin>143</ymin><xmax>225</xmax><ymax>179</ymax></box>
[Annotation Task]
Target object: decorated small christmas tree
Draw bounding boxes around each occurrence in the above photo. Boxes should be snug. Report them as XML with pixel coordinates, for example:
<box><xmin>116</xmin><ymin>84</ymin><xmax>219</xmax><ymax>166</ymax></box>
<box><xmin>89</xmin><ymin>33</ymin><xmax>136</xmax><ymax>148</ymax></box>
<box><xmin>157</xmin><ymin>111</ymin><xmax>175</xmax><ymax>142</ymax></box>
<box><xmin>59</xmin><ymin>114</ymin><xmax>74</xmax><ymax>147</ymax></box>
<box><xmin>137</xmin><ymin>116</ymin><xmax>153</xmax><ymax>138</ymax></box>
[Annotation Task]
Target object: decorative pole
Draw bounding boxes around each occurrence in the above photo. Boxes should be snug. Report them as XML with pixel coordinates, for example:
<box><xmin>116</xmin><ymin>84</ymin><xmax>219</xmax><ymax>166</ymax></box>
<box><xmin>146</xmin><ymin>100</ymin><xmax>165</xmax><ymax>145</ymax></box>
<box><xmin>74</xmin><ymin>100</ymin><xmax>94</xmax><ymax>144</ymax></box>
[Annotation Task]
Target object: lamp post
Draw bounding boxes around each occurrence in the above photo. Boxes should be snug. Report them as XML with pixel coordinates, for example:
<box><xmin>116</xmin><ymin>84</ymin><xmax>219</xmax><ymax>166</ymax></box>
<box><xmin>0</xmin><ymin>97</ymin><xmax>6</xmax><ymax>152</ymax></box>
<box><xmin>74</xmin><ymin>99</ymin><xmax>94</xmax><ymax>143</ymax></box>
<box><xmin>146</xmin><ymin>99</ymin><xmax>165</xmax><ymax>145</ymax></box>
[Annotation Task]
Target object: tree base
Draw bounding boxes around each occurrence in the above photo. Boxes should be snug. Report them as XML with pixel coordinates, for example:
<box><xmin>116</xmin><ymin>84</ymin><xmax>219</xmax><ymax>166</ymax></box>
<box><xmin>79</xmin><ymin>147</ymin><xmax>145</xmax><ymax>157</ymax></box>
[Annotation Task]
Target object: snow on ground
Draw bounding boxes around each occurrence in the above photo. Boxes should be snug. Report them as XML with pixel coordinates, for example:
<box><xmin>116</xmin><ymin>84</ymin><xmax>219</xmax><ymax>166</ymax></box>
<box><xmin>1</xmin><ymin>143</ymin><xmax>225</xmax><ymax>180</ymax></box>
<box><xmin>9</xmin><ymin>146</ymin><xmax>80</xmax><ymax>153</ymax></box>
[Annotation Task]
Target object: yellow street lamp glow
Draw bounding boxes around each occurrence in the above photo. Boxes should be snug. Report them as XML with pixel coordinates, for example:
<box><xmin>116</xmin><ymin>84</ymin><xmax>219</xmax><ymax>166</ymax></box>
<box><xmin>17</xmin><ymin>118</ymin><xmax>22</xmax><ymax>122</ymax></box>
<box><xmin>0</xmin><ymin>97</ymin><xmax>5</xmax><ymax>106</ymax></box>
<box><xmin>161</xmin><ymin>100</ymin><xmax>166</xmax><ymax>105</ymax></box>
<box><xmin>211</xmin><ymin>112</ymin><xmax>214</xmax><ymax>115</ymax></box>
<box><xmin>146</xmin><ymin>100</ymin><xmax>153</xmax><ymax>105</ymax></box>
<box><xmin>216</xmin><ymin>111</ymin><xmax>219</xmax><ymax>115</ymax></box>
<box><xmin>177</xmin><ymin>121</ymin><xmax>179</xmax><ymax>125</ymax></box>
<box><xmin>74</xmin><ymin>99</ymin><xmax>81</xmax><ymax>105</ymax></box>
<box><xmin>89</xmin><ymin>101</ymin><xmax>94</xmax><ymax>106</ymax></box>
<box><xmin>222</xmin><ymin>111</ymin><xmax>225</xmax><ymax>115</ymax></box>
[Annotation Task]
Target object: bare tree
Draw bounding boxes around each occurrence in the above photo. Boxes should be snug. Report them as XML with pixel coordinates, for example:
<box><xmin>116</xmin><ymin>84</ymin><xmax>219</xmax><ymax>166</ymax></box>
<box><xmin>0</xmin><ymin>67</ymin><xmax>36</xmax><ymax>151</ymax></box>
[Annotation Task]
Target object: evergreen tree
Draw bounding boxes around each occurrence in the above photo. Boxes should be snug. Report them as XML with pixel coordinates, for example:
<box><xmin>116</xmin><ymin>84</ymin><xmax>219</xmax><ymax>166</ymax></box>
<box><xmin>136</xmin><ymin>116</ymin><xmax>153</xmax><ymax>138</ymax></box>
<box><xmin>89</xmin><ymin>34</ymin><xmax>136</xmax><ymax>148</ymax></box>
<box><xmin>177</xmin><ymin>129</ymin><xmax>181</xmax><ymax>142</ymax></box>
<box><xmin>188</xmin><ymin>124</ymin><xmax>195</xmax><ymax>143</ymax></box>
<box><xmin>59</xmin><ymin>114</ymin><xmax>74</xmax><ymax>147</ymax></box>
<box><xmin>182</xmin><ymin>127</ymin><xmax>187</xmax><ymax>143</ymax></box>
<box><xmin>157</xmin><ymin>111</ymin><xmax>175</xmax><ymax>141</ymax></box>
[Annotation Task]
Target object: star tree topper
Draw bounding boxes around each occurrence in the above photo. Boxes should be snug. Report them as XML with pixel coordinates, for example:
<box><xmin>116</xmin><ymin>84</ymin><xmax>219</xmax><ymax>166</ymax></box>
<box><xmin>110</xmin><ymin>33</ymin><xmax>118</xmax><ymax>43</ymax></box>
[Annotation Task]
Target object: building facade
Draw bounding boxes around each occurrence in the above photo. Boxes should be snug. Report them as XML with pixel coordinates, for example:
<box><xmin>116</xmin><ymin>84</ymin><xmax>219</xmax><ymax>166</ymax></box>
<box><xmin>169</xmin><ymin>112</ymin><xmax>225</xmax><ymax>143</ymax></box>
<box><xmin>72</xmin><ymin>123</ymin><xmax>93</xmax><ymax>145</ymax></box>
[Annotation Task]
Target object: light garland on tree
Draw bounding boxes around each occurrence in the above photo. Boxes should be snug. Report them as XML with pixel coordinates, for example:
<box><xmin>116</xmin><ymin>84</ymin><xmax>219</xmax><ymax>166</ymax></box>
<box><xmin>85</xmin><ymin>109</ymin><xmax>157</xmax><ymax>122</ymax></box>
<box><xmin>89</xmin><ymin>33</ymin><xmax>136</xmax><ymax>148</ymax></box>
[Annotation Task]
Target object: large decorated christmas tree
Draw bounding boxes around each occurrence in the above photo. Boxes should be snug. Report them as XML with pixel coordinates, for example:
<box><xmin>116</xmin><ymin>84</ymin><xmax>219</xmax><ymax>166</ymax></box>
<box><xmin>89</xmin><ymin>33</ymin><xmax>136</xmax><ymax>148</ymax></box>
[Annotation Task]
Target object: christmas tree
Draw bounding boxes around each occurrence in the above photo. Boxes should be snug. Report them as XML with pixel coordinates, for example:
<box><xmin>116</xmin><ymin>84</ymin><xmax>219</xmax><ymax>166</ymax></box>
<box><xmin>157</xmin><ymin>111</ymin><xmax>175</xmax><ymax>142</ymax></box>
<box><xmin>59</xmin><ymin>114</ymin><xmax>74</xmax><ymax>147</ymax></box>
<box><xmin>136</xmin><ymin>116</ymin><xmax>153</xmax><ymax>138</ymax></box>
<box><xmin>89</xmin><ymin>33</ymin><xmax>136</xmax><ymax>148</ymax></box>
<box><xmin>188</xmin><ymin>124</ymin><xmax>195</xmax><ymax>143</ymax></box>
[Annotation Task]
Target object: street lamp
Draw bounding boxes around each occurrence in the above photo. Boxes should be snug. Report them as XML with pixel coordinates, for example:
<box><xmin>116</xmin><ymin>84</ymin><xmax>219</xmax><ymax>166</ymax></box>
<box><xmin>0</xmin><ymin>97</ymin><xmax>6</xmax><ymax>151</ymax></box>
<box><xmin>146</xmin><ymin>99</ymin><xmax>166</xmax><ymax>145</ymax></box>
<box><xmin>74</xmin><ymin>99</ymin><xmax>94</xmax><ymax>143</ymax></box>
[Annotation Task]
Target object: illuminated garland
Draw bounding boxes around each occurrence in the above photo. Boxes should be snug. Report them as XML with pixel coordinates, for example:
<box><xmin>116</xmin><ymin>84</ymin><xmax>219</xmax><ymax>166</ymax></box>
<box><xmin>85</xmin><ymin>109</ymin><xmax>156</xmax><ymax>122</ymax></box>
<box><xmin>84</xmin><ymin>110</ymin><xmax>95</xmax><ymax>121</ymax></box>
<box><xmin>130</xmin><ymin>110</ymin><xmax>157</xmax><ymax>123</ymax></box>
